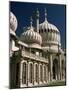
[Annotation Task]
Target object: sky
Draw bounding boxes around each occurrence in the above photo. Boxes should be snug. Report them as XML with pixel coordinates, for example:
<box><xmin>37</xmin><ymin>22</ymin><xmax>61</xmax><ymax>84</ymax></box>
<box><xmin>10</xmin><ymin>1</ymin><xmax>66</xmax><ymax>49</ymax></box>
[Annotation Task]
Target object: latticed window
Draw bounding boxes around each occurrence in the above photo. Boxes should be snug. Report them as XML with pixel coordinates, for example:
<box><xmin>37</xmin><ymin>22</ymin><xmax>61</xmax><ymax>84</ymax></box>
<box><xmin>29</xmin><ymin>63</ymin><xmax>33</xmax><ymax>83</ymax></box>
<box><xmin>22</xmin><ymin>62</ymin><xmax>26</xmax><ymax>84</ymax></box>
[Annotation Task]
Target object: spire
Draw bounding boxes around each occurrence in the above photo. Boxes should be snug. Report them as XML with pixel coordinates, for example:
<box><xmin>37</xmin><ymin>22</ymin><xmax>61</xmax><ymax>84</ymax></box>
<box><xmin>36</xmin><ymin>8</ymin><xmax>39</xmax><ymax>33</ymax></box>
<box><xmin>30</xmin><ymin>16</ymin><xmax>33</xmax><ymax>28</ymax></box>
<box><xmin>36</xmin><ymin>8</ymin><xmax>40</xmax><ymax>19</ymax></box>
<box><xmin>45</xmin><ymin>8</ymin><xmax>47</xmax><ymax>21</ymax></box>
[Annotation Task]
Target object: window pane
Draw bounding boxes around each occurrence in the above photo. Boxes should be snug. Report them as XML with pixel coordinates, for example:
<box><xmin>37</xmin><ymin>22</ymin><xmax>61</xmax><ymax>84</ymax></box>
<box><xmin>40</xmin><ymin>65</ymin><xmax>43</xmax><ymax>82</ymax></box>
<box><xmin>35</xmin><ymin>64</ymin><xmax>38</xmax><ymax>82</ymax></box>
<box><xmin>30</xmin><ymin>64</ymin><xmax>33</xmax><ymax>83</ymax></box>
<box><xmin>22</xmin><ymin>62</ymin><xmax>26</xmax><ymax>84</ymax></box>
<box><xmin>44</xmin><ymin>66</ymin><xmax>46</xmax><ymax>81</ymax></box>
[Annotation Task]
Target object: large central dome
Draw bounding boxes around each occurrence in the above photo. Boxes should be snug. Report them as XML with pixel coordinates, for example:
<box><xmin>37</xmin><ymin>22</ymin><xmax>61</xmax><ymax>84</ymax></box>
<box><xmin>39</xmin><ymin>9</ymin><xmax>61</xmax><ymax>47</ymax></box>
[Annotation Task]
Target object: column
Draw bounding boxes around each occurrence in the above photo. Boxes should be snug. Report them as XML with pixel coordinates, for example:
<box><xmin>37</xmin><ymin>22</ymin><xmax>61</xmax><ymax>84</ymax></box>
<box><xmin>42</xmin><ymin>64</ymin><xmax>44</xmax><ymax>83</ymax></box>
<box><xmin>38</xmin><ymin>63</ymin><xmax>40</xmax><ymax>84</ymax></box>
<box><xmin>38</xmin><ymin>62</ymin><xmax>40</xmax><ymax>84</ymax></box>
<box><xmin>50</xmin><ymin>54</ymin><xmax>53</xmax><ymax>81</ymax></box>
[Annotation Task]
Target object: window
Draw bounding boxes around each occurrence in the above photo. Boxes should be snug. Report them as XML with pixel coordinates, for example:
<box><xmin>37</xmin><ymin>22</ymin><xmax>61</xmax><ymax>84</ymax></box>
<box><xmin>45</xmin><ymin>29</ymin><xmax>46</xmax><ymax>32</ymax></box>
<box><xmin>39</xmin><ymin>29</ymin><xmax>40</xmax><ymax>33</ymax></box>
<box><xmin>16</xmin><ymin>63</ymin><xmax>20</xmax><ymax>85</ymax></box>
<box><xmin>35</xmin><ymin>64</ymin><xmax>38</xmax><ymax>82</ymax></box>
<box><xmin>40</xmin><ymin>29</ymin><xmax>43</xmax><ymax>33</ymax></box>
<box><xmin>22</xmin><ymin>62</ymin><xmax>26</xmax><ymax>84</ymax></box>
<box><xmin>62</xmin><ymin>60</ymin><xmax>64</xmax><ymax>79</ymax></box>
<box><xmin>40</xmin><ymin>65</ymin><xmax>43</xmax><ymax>82</ymax></box>
<box><xmin>30</xmin><ymin>63</ymin><xmax>33</xmax><ymax>83</ymax></box>
<box><xmin>44</xmin><ymin>66</ymin><xmax>46</xmax><ymax>81</ymax></box>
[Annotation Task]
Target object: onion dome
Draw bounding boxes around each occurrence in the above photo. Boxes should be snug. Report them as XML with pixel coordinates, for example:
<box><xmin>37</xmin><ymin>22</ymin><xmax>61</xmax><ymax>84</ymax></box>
<box><xmin>10</xmin><ymin>12</ymin><xmax>18</xmax><ymax>32</ymax></box>
<box><xmin>20</xmin><ymin>17</ymin><xmax>42</xmax><ymax>45</ymax></box>
<box><xmin>39</xmin><ymin>9</ymin><xmax>61</xmax><ymax>46</ymax></box>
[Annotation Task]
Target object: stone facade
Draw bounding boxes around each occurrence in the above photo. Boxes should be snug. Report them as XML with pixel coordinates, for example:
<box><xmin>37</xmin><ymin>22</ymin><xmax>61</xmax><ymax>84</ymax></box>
<box><xmin>9</xmin><ymin>10</ymin><xmax>66</xmax><ymax>88</ymax></box>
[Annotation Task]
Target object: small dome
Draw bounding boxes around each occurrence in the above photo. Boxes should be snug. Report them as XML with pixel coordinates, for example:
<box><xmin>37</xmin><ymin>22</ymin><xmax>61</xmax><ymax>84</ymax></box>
<box><xmin>10</xmin><ymin>12</ymin><xmax>18</xmax><ymax>32</ymax></box>
<box><xmin>40</xmin><ymin>20</ymin><xmax>59</xmax><ymax>32</ymax></box>
<box><xmin>20</xmin><ymin>26</ymin><xmax>42</xmax><ymax>45</ymax></box>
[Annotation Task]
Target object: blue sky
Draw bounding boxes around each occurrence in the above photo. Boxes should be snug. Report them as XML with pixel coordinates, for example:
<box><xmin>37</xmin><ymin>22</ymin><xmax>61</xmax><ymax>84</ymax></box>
<box><xmin>10</xmin><ymin>1</ymin><xmax>66</xmax><ymax>49</ymax></box>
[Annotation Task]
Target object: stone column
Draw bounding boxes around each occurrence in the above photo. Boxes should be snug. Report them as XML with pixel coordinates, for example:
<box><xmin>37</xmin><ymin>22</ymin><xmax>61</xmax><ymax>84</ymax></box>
<box><xmin>38</xmin><ymin>62</ymin><xmax>40</xmax><ymax>84</ymax></box>
<box><xmin>38</xmin><ymin>63</ymin><xmax>40</xmax><ymax>84</ymax></box>
<box><xmin>42</xmin><ymin>64</ymin><xmax>44</xmax><ymax>83</ymax></box>
<box><xmin>50</xmin><ymin>54</ymin><xmax>53</xmax><ymax>81</ymax></box>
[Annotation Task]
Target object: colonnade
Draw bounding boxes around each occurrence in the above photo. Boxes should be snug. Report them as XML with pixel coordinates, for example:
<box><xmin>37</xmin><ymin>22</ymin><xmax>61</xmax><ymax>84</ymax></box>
<box><xmin>19</xmin><ymin>60</ymin><xmax>48</xmax><ymax>87</ymax></box>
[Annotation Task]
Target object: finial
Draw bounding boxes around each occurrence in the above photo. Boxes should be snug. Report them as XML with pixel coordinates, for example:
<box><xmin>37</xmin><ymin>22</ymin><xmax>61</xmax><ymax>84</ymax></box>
<box><xmin>45</xmin><ymin>8</ymin><xmax>47</xmax><ymax>21</ymax></box>
<box><xmin>30</xmin><ymin>16</ymin><xmax>33</xmax><ymax>27</ymax></box>
<box><xmin>36</xmin><ymin>8</ymin><xmax>39</xmax><ymax>18</ymax></box>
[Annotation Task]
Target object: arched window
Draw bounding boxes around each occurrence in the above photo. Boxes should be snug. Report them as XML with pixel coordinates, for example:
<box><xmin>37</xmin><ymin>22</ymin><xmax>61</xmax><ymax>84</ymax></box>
<box><xmin>41</xmin><ymin>29</ymin><xmax>43</xmax><ymax>33</ymax></box>
<box><xmin>40</xmin><ymin>65</ymin><xmax>43</xmax><ymax>82</ymax></box>
<box><xmin>62</xmin><ymin>60</ymin><xmax>65</xmax><ymax>79</ymax></box>
<box><xmin>29</xmin><ymin>63</ymin><xmax>33</xmax><ymax>83</ymax></box>
<box><xmin>16</xmin><ymin>63</ymin><xmax>20</xmax><ymax>86</ymax></box>
<box><xmin>62</xmin><ymin>60</ymin><xmax>64</xmax><ymax>69</ymax></box>
<box><xmin>35</xmin><ymin>64</ymin><xmax>38</xmax><ymax>82</ymax></box>
<box><xmin>22</xmin><ymin>62</ymin><xmax>26</xmax><ymax>84</ymax></box>
<box><xmin>45</xmin><ymin>29</ymin><xmax>46</xmax><ymax>32</ymax></box>
<box><xmin>44</xmin><ymin>66</ymin><xmax>46</xmax><ymax>81</ymax></box>
<box><xmin>53</xmin><ymin>59</ymin><xmax>58</xmax><ymax>79</ymax></box>
<box><xmin>39</xmin><ymin>29</ymin><xmax>41</xmax><ymax>33</ymax></box>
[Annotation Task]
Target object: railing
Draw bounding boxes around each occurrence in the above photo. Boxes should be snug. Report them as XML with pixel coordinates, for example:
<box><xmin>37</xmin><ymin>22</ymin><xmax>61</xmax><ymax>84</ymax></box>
<box><xmin>21</xmin><ymin>50</ymin><xmax>48</xmax><ymax>63</ymax></box>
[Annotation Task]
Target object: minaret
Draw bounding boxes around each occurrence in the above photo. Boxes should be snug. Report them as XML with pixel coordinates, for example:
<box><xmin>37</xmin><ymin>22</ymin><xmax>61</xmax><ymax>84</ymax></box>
<box><xmin>45</xmin><ymin>8</ymin><xmax>47</xmax><ymax>21</ymax></box>
<box><xmin>30</xmin><ymin>16</ymin><xmax>33</xmax><ymax>28</ymax></box>
<box><xmin>36</xmin><ymin>8</ymin><xmax>40</xmax><ymax>33</ymax></box>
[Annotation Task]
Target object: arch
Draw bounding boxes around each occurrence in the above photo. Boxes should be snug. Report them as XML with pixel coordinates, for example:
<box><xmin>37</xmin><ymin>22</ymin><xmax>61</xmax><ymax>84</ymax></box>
<box><xmin>53</xmin><ymin>59</ymin><xmax>58</xmax><ymax>80</ymax></box>
<box><xmin>22</xmin><ymin>62</ymin><xmax>26</xmax><ymax>84</ymax></box>
<box><xmin>29</xmin><ymin>63</ymin><xmax>33</xmax><ymax>83</ymax></box>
